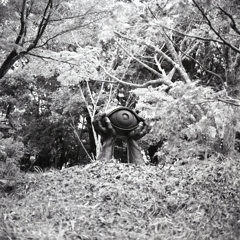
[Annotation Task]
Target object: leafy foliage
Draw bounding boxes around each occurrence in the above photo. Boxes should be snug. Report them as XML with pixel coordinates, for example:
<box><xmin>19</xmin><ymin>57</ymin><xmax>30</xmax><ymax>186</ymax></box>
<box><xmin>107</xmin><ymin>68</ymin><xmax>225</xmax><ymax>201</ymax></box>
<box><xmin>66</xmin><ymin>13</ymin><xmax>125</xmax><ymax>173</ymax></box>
<box><xmin>0</xmin><ymin>136</ymin><xmax>24</xmax><ymax>184</ymax></box>
<box><xmin>1</xmin><ymin>0</ymin><xmax>240</xmax><ymax>169</ymax></box>
<box><xmin>133</xmin><ymin>82</ymin><xmax>240</xmax><ymax>160</ymax></box>
<box><xmin>1</xmin><ymin>2</ymin><xmax>240</xmax><ymax>239</ymax></box>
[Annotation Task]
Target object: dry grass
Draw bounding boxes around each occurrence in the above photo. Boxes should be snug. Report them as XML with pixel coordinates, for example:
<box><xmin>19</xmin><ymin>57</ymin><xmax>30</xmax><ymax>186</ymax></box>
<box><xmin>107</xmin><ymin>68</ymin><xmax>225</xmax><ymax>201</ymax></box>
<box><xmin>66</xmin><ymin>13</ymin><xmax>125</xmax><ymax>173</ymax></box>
<box><xmin>0</xmin><ymin>157</ymin><xmax>240</xmax><ymax>240</ymax></box>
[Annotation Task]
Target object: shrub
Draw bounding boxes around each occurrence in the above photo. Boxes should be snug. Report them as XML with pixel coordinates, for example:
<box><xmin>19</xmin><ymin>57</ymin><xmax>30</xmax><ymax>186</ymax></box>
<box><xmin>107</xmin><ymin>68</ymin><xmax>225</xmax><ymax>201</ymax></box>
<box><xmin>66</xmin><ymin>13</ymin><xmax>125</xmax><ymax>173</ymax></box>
<box><xmin>0</xmin><ymin>137</ymin><xmax>25</xmax><ymax>179</ymax></box>
<box><xmin>132</xmin><ymin>82</ymin><xmax>240</xmax><ymax>161</ymax></box>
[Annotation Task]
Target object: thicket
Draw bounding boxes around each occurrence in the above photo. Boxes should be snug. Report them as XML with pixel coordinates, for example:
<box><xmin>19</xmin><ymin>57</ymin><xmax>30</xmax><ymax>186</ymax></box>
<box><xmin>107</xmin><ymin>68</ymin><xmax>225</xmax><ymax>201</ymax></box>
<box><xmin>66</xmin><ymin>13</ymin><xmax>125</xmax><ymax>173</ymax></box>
<box><xmin>133</xmin><ymin>82</ymin><xmax>240</xmax><ymax>162</ymax></box>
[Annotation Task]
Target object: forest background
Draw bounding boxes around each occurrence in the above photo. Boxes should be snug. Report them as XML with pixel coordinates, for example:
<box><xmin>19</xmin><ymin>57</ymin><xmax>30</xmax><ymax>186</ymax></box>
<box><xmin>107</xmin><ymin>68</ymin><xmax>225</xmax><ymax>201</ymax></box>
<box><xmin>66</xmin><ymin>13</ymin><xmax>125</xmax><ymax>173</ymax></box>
<box><xmin>1</xmin><ymin>1</ymin><xmax>240</xmax><ymax>239</ymax></box>
<box><xmin>0</xmin><ymin>0</ymin><xmax>240</xmax><ymax>170</ymax></box>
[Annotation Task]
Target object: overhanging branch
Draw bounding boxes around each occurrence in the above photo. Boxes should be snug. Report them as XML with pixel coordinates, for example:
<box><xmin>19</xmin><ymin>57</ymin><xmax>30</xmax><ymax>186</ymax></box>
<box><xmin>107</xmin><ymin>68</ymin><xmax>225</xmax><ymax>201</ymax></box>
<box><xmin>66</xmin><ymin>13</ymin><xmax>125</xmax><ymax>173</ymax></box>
<box><xmin>218</xmin><ymin>7</ymin><xmax>240</xmax><ymax>35</ymax></box>
<box><xmin>99</xmin><ymin>65</ymin><xmax>172</xmax><ymax>88</ymax></box>
<box><xmin>116</xmin><ymin>41</ymin><xmax>163</xmax><ymax>78</ymax></box>
<box><xmin>114</xmin><ymin>31</ymin><xmax>190</xmax><ymax>83</ymax></box>
<box><xmin>141</xmin><ymin>40</ymin><xmax>191</xmax><ymax>83</ymax></box>
<box><xmin>192</xmin><ymin>0</ymin><xmax>240</xmax><ymax>54</ymax></box>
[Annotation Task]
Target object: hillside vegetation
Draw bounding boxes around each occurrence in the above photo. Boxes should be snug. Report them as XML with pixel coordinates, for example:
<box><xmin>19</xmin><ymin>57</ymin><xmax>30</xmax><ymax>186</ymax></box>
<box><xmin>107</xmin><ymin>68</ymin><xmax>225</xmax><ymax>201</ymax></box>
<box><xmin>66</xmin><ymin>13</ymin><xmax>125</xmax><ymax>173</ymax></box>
<box><xmin>1</xmin><ymin>157</ymin><xmax>240</xmax><ymax>240</ymax></box>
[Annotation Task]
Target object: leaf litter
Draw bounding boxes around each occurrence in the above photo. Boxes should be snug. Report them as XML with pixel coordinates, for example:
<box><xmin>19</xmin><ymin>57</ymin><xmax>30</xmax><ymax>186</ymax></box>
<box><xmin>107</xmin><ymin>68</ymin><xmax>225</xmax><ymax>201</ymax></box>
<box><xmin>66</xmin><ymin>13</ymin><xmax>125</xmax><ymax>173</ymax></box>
<box><xmin>1</xmin><ymin>157</ymin><xmax>240</xmax><ymax>240</ymax></box>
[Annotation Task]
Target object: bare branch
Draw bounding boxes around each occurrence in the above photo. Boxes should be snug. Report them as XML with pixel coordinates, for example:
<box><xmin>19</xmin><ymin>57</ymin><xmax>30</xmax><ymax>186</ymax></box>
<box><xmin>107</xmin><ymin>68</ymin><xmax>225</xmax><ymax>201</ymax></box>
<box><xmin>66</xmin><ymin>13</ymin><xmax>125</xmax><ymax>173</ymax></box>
<box><xmin>99</xmin><ymin>65</ymin><xmax>172</xmax><ymax>87</ymax></box>
<box><xmin>27</xmin><ymin>52</ymin><xmax>80</xmax><ymax>66</ymax></box>
<box><xmin>116</xmin><ymin>41</ymin><xmax>162</xmax><ymax>77</ymax></box>
<box><xmin>93</xmin><ymin>81</ymin><xmax>104</xmax><ymax>116</ymax></box>
<box><xmin>218</xmin><ymin>7</ymin><xmax>240</xmax><ymax>35</ymax></box>
<box><xmin>201</xmin><ymin>96</ymin><xmax>240</xmax><ymax>106</ymax></box>
<box><xmin>114</xmin><ymin>31</ymin><xmax>134</xmax><ymax>41</ymax></box>
<box><xmin>168</xmin><ymin>36</ymin><xmax>225</xmax><ymax>85</ymax></box>
<box><xmin>114</xmin><ymin>31</ymin><xmax>190</xmax><ymax>83</ymax></box>
<box><xmin>192</xmin><ymin>0</ymin><xmax>240</xmax><ymax>54</ymax></box>
<box><xmin>29</xmin><ymin>0</ymin><xmax>53</xmax><ymax>50</ymax></box>
<box><xmin>89</xmin><ymin>78</ymin><xmax>117</xmax><ymax>84</ymax></box>
<box><xmin>36</xmin><ymin>16</ymin><xmax>106</xmax><ymax>49</ymax></box>
<box><xmin>105</xmin><ymin>78</ymin><xmax>114</xmax><ymax>111</ymax></box>
<box><xmin>154</xmin><ymin>54</ymin><xmax>164</xmax><ymax>75</ymax></box>
<box><xmin>79</xmin><ymin>82</ymin><xmax>93</xmax><ymax>119</ymax></box>
<box><xmin>15</xmin><ymin>0</ymin><xmax>27</xmax><ymax>45</ymax></box>
<box><xmin>50</xmin><ymin>10</ymin><xmax>109</xmax><ymax>22</ymax></box>
<box><xmin>183</xmin><ymin>40</ymin><xmax>199</xmax><ymax>59</ymax></box>
<box><xmin>217</xmin><ymin>98</ymin><xmax>240</xmax><ymax>107</ymax></box>
<box><xmin>70</xmin><ymin>122</ymin><xmax>93</xmax><ymax>161</ymax></box>
<box><xmin>152</xmin><ymin>23</ymin><xmax>224</xmax><ymax>44</ymax></box>
<box><xmin>163</xmin><ymin>31</ymin><xmax>182</xmax><ymax>66</ymax></box>
<box><xmin>141</xmin><ymin>40</ymin><xmax>191</xmax><ymax>83</ymax></box>
<box><xmin>85</xmin><ymin>79</ymin><xmax>96</xmax><ymax>106</ymax></box>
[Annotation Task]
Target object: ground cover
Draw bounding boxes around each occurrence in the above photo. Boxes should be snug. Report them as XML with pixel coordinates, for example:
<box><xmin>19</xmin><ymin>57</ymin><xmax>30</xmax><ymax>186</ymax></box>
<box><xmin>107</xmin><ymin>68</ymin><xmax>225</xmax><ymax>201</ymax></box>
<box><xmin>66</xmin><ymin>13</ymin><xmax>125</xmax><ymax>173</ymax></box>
<box><xmin>0</xmin><ymin>157</ymin><xmax>240</xmax><ymax>240</ymax></box>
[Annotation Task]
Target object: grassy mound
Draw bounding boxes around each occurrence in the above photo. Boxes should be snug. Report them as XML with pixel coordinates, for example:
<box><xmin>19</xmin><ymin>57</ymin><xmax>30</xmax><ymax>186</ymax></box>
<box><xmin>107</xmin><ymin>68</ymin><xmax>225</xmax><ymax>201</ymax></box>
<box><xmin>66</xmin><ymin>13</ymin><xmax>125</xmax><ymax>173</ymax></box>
<box><xmin>0</xmin><ymin>158</ymin><xmax>240</xmax><ymax>240</ymax></box>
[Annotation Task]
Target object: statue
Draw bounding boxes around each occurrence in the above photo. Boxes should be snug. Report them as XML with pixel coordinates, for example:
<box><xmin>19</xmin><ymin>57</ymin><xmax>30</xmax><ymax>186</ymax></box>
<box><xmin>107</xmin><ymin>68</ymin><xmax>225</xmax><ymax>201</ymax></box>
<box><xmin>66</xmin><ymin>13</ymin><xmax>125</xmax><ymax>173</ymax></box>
<box><xmin>93</xmin><ymin>107</ymin><xmax>150</xmax><ymax>164</ymax></box>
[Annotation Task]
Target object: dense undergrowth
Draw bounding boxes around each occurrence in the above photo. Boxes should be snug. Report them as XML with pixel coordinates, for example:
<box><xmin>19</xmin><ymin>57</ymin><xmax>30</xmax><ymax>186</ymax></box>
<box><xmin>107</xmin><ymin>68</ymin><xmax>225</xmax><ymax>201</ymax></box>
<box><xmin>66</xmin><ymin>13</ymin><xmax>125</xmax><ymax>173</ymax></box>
<box><xmin>0</xmin><ymin>157</ymin><xmax>240</xmax><ymax>240</ymax></box>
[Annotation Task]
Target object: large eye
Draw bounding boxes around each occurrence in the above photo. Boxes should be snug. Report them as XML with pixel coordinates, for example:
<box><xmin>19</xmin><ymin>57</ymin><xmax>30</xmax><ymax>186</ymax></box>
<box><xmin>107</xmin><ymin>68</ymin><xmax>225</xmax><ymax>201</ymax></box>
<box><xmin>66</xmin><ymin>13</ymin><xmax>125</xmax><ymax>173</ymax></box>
<box><xmin>107</xmin><ymin>107</ymin><xmax>140</xmax><ymax>132</ymax></box>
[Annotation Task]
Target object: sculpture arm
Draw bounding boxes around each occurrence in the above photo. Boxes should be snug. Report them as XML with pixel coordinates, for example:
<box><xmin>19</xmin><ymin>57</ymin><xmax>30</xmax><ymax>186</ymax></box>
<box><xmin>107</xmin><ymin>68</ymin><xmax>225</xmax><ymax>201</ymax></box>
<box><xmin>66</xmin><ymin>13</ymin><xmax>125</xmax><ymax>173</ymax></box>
<box><xmin>126</xmin><ymin>138</ymin><xmax>145</xmax><ymax>165</ymax></box>
<box><xmin>96</xmin><ymin>138</ymin><xmax>115</xmax><ymax>160</ymax></box>
<box><xmin>93</xmin><ymin>114</ymin><xmax>116</xmax><ymax>161</ymax></box>
<box><xmin>126</xmin><ymin>121</ymin><xmax>150</xmax><ymax>165</ymax></box>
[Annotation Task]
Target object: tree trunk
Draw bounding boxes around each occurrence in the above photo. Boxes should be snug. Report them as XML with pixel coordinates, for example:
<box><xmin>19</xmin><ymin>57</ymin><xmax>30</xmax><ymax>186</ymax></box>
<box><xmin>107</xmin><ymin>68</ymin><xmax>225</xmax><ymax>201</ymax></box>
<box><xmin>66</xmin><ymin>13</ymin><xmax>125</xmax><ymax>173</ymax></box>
<box><xmin>86</xmin><ymin>115</ymin><xmax>96</xmax><ymax>158</ymax></box>
<box><xmin>0</xmin><ymin>50</ymin><xmax>22</xmax><ymax>79</ymax></box>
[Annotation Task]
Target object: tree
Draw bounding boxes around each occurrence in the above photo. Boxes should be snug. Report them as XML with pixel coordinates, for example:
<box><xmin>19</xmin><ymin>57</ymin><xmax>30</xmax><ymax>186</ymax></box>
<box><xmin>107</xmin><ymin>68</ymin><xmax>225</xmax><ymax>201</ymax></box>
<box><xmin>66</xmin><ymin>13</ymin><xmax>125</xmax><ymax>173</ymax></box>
<box><xmin>1</xmin><ymin>0</ymin><xmax>240</xmax><ymax>169</ymax></box>
<box><xmin>94</xmin><ymin>0</ymin><xmax>240</xmax><ymax>92</ymax></box>
<box><xmin>0</xmin><ymin>0</ymin><xmax>53</xmax><ymax>78</ymax></box>
<box><xmin>0</xmin><ymin>0</ymin><xmax>109</xmax><ymax>79</ymax></box>
<box><xmin>0</xmin><ymin>0</ymin><xmax>112</xmax><ymax>168</ymax></box>
<box><xmin>133</xmin><ymin>82</ymin><xmax>240</xmax><ymax>162</ymax></box>
<box><xmin>94</xmin><ymin>0</ymin><xmax>240</xmax><ymax>160</ymax></box>
<box><xmin>190</xmin><ymin>0</ymin><xmax>240</xmax><ymax>95</ymax></box>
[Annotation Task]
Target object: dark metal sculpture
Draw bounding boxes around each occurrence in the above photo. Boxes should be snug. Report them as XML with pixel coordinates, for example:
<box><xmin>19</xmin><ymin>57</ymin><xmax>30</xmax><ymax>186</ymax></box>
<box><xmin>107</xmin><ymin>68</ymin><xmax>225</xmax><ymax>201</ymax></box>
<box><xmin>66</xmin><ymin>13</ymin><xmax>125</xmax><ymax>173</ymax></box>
<box><xmin>93</xmin><ymin>107</ymin><xmax>149</xmax><ymax>165</ymax></box>
<box><xmin>106</xmin><ymin>107</ymin><xmax>141</xmax><ymax>135</ymax></box>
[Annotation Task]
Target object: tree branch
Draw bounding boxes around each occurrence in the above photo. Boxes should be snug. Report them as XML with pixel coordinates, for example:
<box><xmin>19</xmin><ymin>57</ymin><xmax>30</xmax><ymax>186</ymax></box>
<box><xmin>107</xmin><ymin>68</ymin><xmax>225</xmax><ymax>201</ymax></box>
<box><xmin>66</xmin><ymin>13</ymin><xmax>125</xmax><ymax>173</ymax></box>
<box><xmin>99</xmin><ymin>65</ymin><xmax>172</xmax><ymax>87</ymax></box>
<box><xmin>116</xmin><ymin>41</ymin><xmax>162</xmax><ymax>77</ymax></box>
<box><xmin>217</xmin><ymin>98</ymin><xmax>240</xmax><ymax>107</ymax></box>
<box><xmin>15</xmin><ymin>0</ymin><xmax>27</xmax><ymax>45</ymax></box>
<box><xmin>192</xmin><ymin>0</ymin><xmax>240</xmax><ymax>54</ymax></box>
<box><xmin>114</xmin><ymin>31</ymin><xmax>190</xmax><ymax>83</ymax></box>
<box><xmin>27</xmin><ymin>52</ymin><xmax>80</xmax><ymax>66</ymax></box>
<box><xmin>50</xmin><ymin>10</ymin><xmax>109</xmax><ymax>22</ymax></box>
<box><xmin>36</xmin><ymin>16</ymin><xmax>106</xmax><ymax>49</ymax></box>
<box><xmin>29</xmin><ymin>0</ymin><xmax>53</xmax><ymax>50</ymax></box>
<box><xmin>142</xmin><ymin>40</ymin><xmax>191</xmax><ymax>83</ymax></box>
<box><xmin>154</xmin><ymin>54</ymin><xmax>166</xmax><ymax>76</ymax></box>
<box><xmin>152</xmin><ymin>23</ymin><xmax>224</xmax><ymax>44</ymax></box>
<box><xmin>168</xmin><ymin>35</ymin><xmax>225</xmax><ymax>84</ymax></box>
<box><xmin>70</xmin><ymin>122</ymin><xmax>93</xmax><ymax>162</ymax></box>
<box><xmin>218</xmin><ymin>7</ymin><xmax>240</xmax><ymax>35</ymax></box>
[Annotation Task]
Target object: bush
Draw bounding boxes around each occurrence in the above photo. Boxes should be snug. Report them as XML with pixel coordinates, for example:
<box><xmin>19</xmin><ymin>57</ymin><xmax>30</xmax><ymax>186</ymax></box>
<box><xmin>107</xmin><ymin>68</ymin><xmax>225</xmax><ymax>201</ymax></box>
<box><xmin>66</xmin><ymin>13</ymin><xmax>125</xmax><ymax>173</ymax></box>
<box><xmin>0</xmin><ymin>137</ymin><xmax>25</xmax><ymax>179</ymax></box>
<box><xmin>132</xmin><ymin>82</ymin><xmax>240</xmax><ymax>161</ymax></box>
